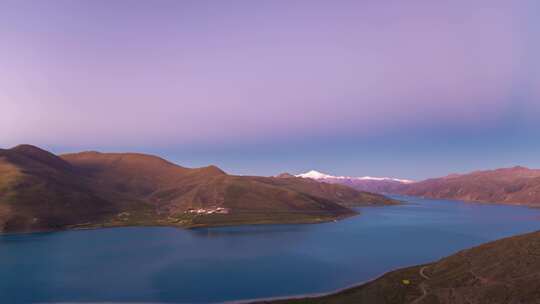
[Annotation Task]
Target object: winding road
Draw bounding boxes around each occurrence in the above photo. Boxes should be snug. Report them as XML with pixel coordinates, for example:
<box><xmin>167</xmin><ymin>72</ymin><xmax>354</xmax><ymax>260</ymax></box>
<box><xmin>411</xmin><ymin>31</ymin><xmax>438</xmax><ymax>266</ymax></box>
<box><xmin>411</xmin><ymin>266</ymin><xmax>431</xmax><ymax>304</ymax></box>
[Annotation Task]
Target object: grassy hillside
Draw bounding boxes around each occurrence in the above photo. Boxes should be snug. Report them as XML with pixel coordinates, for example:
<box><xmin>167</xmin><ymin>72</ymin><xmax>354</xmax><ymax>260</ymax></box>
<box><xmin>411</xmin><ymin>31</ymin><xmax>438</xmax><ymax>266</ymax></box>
<box><xmin>258</xmin><ymin>230</ymin><xmax>540</xmax><ymax>304</ymax></box>
<box><xmin>0</xmin><ymin>145</ymin><xmax>399</xmax><ymax>233</ymax></box>
<box><xmin>62</xmin><ymin>151</ymin><xmax>360</xmax><ymax>227</ymax></box>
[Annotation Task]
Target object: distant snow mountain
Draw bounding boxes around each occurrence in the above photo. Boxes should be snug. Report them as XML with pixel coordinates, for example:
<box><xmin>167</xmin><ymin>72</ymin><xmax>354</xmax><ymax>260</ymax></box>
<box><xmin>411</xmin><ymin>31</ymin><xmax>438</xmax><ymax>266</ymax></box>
<box><xmin>296</xmin><ymin>170</ymin><xmax>413</xmax><ymax>183</ymax></box>
<box><xmin>295</xmin><ymin>170</ymin><xmax>414</xmax><ymax>194</ymax></box>
<box><xmin>293</xmin><ymin>166</ymin><xmax>540</xmax><ymax>206</ymax></box>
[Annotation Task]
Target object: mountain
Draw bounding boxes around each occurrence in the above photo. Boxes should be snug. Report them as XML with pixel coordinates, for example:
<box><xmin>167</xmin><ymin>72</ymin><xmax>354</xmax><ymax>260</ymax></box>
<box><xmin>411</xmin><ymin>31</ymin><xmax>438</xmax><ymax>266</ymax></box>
<box><xmin>273</xmin><ymin>173</ymin><xmax>399</xmax><ymax>207</ymax></box>
<box><xmin>0</xmin><ymin>145</ymin><xmax>398</xmax><ymax>233</ymax></box>
<box><xmin>294</xmin><ymin>167</ymin><xmax>540</xmax><ymax>207</ymax></box>
<box><xmin>294</xmin><ymin>170</ymin><xmax>414</xmax><ymax>194</ymax></box>
<box><xmin>257</xmin><ymin>229</ymin><xmax>540</xmax><ymax>304</ymax></box>
<box><xmin>399</xmin><ymin>166</ymin><xmax>540</xmax><ymax>206</ymax></box>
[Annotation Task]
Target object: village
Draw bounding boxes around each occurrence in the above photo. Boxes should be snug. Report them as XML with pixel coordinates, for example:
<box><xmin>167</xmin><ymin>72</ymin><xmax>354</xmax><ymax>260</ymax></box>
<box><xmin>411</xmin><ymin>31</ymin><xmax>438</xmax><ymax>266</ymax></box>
<box><xmin>185</xmin><ymin>207</ymin><xmax>230</xmax><ymax>215</ymax></box>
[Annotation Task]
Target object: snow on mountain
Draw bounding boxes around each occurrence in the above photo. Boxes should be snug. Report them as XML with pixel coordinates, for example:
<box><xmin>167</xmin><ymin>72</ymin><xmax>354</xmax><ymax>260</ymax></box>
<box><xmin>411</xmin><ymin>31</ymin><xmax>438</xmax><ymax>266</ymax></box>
<box><xmin>295</xmin><ymin>170</ymin><xmax>414</xmax><ymax>184</ymax></box>
<box><xmin>296</xmin><ymin>170</ymin><xmax>337</xmax><ymax>179</ymax></box>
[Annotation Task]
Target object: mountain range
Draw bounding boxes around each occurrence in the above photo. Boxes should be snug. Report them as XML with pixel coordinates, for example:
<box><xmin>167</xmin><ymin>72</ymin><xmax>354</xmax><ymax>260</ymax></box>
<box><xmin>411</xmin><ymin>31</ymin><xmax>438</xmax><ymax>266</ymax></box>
<box><xmin>293</xmin><ymin>170</ymin><xmax>414</xmax><ymax>193</ymax></box>
<box><xmin>0</xmin><ymin>145</ymin><xmax>397</xmax><ymax>233</ymax></box>
<box><xmin>3</xmin><ymin>144</ymin><xmax>540</xmax><ymax>234</ymax></box>
<box><xmin>400</xmin><ymin>166</ymin><xmax>540</xmax><ymax>207</ymax></box>
<box><xmin>295</xmin><ymin>167</ymin><xmax>540</xmax><ymax>206</ymax></box>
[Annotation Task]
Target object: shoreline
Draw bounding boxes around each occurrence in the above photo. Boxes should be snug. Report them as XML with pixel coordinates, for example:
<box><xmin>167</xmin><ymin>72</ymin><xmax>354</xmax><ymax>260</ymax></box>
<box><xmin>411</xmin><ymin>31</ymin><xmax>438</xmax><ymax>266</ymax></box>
<box><xmin>4</xmin><ymin>194</ymin><xmax>539</xmax><ymax>236</ymax></box>
<box><xmin>0</xmin><ymin>212</ymin><xmax>359</xmax><ymax>236</ymax></box>
<box><xmin>221</xmin><ymin>263</ymin><xmax>430</xmax><ymax>304</ymax></box>
<box><xmin>3</xmin><ymin>198</ymin><xmax>540</xmax><ymax>303</ymax></box>
<box><xmin>392</xmin><ymin>194</ymin><xmax>540</xmax><ymax>208</ymax></box>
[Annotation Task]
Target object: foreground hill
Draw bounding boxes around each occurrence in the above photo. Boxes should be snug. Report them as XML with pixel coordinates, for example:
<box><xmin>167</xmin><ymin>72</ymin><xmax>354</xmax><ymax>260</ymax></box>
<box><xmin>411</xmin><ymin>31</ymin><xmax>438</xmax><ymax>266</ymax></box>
<box><xmin>0</xmin><ymin>145</ymin><xmax>398</xmax><ymax>233</ymax></box>
<box><xmin>256</xmin><ymin>230</ymin><xmax>540</xmax><ymax>304</ymax></box>
<box><xmin>294</xmin><ymin>170</ymin><xmax>413</xmax><ymax>194</ymax></box>
<box><xmin>400</xmin><ymin>166</ymin><xmax>540</xmax><ymax>207</ymax></box>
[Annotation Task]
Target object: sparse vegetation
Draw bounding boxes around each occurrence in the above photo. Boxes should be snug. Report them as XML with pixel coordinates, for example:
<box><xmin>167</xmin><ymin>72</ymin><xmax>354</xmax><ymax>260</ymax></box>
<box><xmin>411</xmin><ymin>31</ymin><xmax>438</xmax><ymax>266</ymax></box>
<box><xmin>0</xmin><ymin>145</ymin><xmax>398</xmax><ymax>233</ymax></box>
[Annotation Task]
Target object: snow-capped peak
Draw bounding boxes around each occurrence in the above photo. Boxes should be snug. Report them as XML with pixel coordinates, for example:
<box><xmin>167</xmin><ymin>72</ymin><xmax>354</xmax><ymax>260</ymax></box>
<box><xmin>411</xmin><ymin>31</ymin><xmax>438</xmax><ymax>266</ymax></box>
<box><xmin>295</xmin><ymin>170</ymin><xmax>414</xmax><ymax>184</ymax></box>
<box><xmin>296</xmin><ymin>170</ymin><xmax>335</xmax><ymax>179</ymax></box>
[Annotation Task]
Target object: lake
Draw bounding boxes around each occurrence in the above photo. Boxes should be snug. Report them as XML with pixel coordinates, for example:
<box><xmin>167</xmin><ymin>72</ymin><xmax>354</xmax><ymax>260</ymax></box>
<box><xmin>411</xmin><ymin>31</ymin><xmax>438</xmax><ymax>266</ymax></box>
<box><xmin>2</xmin><ymin>196</ymin><xmax>540</xmax><ymax>303</ymax></box>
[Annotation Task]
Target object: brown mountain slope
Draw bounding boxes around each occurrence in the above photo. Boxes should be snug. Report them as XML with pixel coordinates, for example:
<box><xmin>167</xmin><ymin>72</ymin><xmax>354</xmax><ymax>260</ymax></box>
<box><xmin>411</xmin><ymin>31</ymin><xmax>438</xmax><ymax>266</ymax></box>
<box><xmin>258</xmin><ymin>230</ymin><xmax>540</xmax><ymax>304</ymax></box>
<box><xmin>62</xmin><ymin>151</ymin><xmax>397</xmax><ymax>227</ymax></box>
<box><xmin>0</xmin><ymin>145</ymin><xmax>398</xmax><ymax>233</ymax></box>
<box><xmin>0</xmin><ymin>145</ymin><xmax>124</xmax><ymax>232</ymax></box>
<box><xmin>400</xmin><ymin>166</ymin><xmax>540</xmax><ymax>206</ymax></box>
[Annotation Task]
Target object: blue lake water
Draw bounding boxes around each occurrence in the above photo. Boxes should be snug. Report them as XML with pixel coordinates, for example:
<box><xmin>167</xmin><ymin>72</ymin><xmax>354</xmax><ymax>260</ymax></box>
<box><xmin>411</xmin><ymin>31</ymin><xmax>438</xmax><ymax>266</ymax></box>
<box><xmin>2</xmin><ymin>196</ymin><xmax>540</xmax><ymax>303</ymax></box>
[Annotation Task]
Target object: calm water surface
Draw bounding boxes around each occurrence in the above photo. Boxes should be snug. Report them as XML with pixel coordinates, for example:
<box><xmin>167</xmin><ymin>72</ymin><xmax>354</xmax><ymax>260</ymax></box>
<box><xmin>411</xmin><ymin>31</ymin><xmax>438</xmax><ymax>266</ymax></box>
<box><xmin>2</xmin><ymin>196</ymin><xmax>540</xmax><ymax>303</ymax></box>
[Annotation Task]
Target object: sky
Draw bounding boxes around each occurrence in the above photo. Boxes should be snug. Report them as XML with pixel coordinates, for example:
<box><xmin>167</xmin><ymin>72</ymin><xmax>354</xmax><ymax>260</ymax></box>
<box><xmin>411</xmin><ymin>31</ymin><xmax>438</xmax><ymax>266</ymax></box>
<box><xmin>1</xmin><ymin>0</ymin><xmax>539</xmax><ymax>180</ymax></box>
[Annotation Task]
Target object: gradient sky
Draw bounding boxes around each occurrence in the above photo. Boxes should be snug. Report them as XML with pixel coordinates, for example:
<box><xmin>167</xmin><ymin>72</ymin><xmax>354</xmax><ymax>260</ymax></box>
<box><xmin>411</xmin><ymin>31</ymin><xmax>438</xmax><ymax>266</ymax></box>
<box><xmin>1</xmin><ymin>0</ymin><xmax>539</xmax><ymax>180</ymax></box>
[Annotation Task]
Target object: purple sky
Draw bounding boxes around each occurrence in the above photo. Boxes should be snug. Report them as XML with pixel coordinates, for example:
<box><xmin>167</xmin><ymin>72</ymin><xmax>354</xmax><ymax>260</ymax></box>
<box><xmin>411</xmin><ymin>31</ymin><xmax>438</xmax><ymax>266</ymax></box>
<box><xmin>1</xmin><ymin>0</ymin><xmax>539</xmax><ymax>179</ymax></box>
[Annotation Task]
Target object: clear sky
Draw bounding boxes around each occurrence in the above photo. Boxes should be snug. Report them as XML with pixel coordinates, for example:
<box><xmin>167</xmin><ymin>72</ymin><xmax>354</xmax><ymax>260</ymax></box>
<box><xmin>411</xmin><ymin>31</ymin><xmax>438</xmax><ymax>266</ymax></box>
<box><xmin>1</xmin><ymin>0</ymin><xmax>539</xmax><ymax>180</ymax></box>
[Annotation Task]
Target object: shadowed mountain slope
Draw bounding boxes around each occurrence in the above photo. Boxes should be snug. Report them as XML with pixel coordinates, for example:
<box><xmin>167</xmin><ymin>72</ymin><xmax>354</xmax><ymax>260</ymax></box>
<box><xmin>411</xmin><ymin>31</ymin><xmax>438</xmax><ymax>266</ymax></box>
<box><xmin>0</xmin><ymin>145</ymin><xmax>398</xmax><ymax>233</ymax></box>
<box><xmin>0</xmin><ymin>145</ymin><xmax>122</xmax><ymax>232</ymax></box>
<box><xmin>258</xmin><ymin>230</ymin><xmax>540</xmax><ymax>304</ymax></box>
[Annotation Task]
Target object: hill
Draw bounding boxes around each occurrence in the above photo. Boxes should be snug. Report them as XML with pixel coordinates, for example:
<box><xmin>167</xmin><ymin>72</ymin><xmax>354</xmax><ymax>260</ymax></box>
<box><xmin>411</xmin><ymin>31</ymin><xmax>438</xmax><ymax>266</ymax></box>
<box><xmin>256</xmin><ymin>230</ymin><xmax>540</xmax><ymax>304</ymax></box>
<box><xmin>0</xmin><ymin>145</ymin><xmax>398</xmax><ymax>233</ymax></box>
<box><xmin>399</xmin><ymin>166</ymin><xmax>540</xmax><ymax>206</ymax></box>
